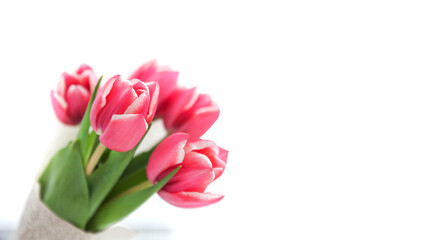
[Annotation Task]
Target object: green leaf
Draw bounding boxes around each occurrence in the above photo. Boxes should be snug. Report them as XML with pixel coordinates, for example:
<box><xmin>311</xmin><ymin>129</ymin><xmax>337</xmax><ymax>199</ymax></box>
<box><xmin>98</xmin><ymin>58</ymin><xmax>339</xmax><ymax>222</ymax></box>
<box><xmin>106</xmin><ymin>167</ymin><xmax>148</xmax><ymax>200</ymax></box>
<box><xmin>86</xmin><ymin>146</ymin><xmax>137</xmax><ymax>220</ymax></box>
<box><xmin>121</xmin><ymin>151</ymin><xmax>152</xmax><ymax>178</ymax></box>
<box><xmin>39</xmin><ymin>141</ymin><xmax>89</xmax><ymax>229</ymax></box>
<box><xmin>86</xmin><ymin>166</ymin><xmax>181</xmax><ymax>232</ymax></box>
<box><xmin>107</xmin><ymin>149</ymin><xmax>156</xmax><ymax>200</ymax></box>
<box><xmin>78</xmin><ymin>76</ymin><xmax>102</xmax><ymax>161</ymax></box>
<box><xmin>108</xmin><ymin>145</ymin><xmax>160</xmax><ymax>201</ymax></box>
<box><xmin>83</xmin><ymin>130</ymin><xmax>99</xmax><ymax>165</ymax></box>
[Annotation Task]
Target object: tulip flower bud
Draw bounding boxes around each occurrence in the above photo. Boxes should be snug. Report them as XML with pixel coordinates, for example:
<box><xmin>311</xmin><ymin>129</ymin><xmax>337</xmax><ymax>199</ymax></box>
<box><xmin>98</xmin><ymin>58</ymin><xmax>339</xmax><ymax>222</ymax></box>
<box><xmin>147</xmin><ymin>132</ymin><xmax>228</xmax><ymax>208</ymax></box>
<box><xmin>51</xmin><ymin>64</ymin><xmax>97</xmax><ymax>125</ymax></box>
<box><xmin>160</xmin><ymin>87</ymin><xmax>220</xmax><ymax>139</ymax></box>
<box><xmin>129</xmin><ymin>60</ymin><xmax>179</xmax><ymax>110</ymax></box>
<box><xmin>90</xmin><ymin>75</ymin><xmax>159</xmax><ymax>152</ymax></box>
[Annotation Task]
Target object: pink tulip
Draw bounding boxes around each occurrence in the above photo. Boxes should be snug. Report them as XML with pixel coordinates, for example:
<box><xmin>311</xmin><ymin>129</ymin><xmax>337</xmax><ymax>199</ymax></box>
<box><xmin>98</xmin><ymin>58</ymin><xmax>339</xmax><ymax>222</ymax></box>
<box><xmin>147</xmin><ymin>132</ymin><xmax>228</xmax><ymax>208</ymax></box>
<box><xmin>90</xmin><ymin>75</ymin><xmax>159</xmax><ymax>152</ymax></box>
<box><xmin>129</xmin><ymin>60</ymin><xmax>179</xmax><ymax>109</ymax></box>
<box><xmin>160</xmin><ymin>87</ymin><xmax>220</xmax><ymax>139</ymax></box>
<box><xmin>51</xmin><ymin>64</ymin><xmax>97</xmax><ymax>125</ymax></box>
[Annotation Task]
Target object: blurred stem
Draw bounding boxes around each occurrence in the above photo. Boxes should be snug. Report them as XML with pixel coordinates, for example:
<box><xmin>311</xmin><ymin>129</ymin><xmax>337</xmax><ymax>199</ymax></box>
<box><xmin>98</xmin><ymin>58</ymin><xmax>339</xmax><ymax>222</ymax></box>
<box><xmin>112</xmin><ymin>180</ymin><xmax>153</xmax><ymax>201</ymax></box>
<box><xmin>85</xmin><ymin>142</ymin><xmax>106</xmax><ymax>176</ymax></box>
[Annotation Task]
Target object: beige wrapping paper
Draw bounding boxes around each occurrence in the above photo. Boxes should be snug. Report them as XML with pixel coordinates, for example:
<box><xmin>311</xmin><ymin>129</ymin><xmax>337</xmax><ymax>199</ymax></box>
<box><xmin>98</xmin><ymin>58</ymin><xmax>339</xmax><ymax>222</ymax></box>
<box><xmin>15</xmin><ymin>183</ymin><xmax>135</xmax><ymax>240</ymax></box>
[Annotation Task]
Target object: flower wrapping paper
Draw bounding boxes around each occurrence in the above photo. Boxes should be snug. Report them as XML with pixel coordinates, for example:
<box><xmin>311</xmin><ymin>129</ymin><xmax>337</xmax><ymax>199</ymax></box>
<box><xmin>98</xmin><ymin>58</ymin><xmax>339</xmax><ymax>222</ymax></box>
<box><xmin>16</xmin><ymin>183</ymin><xmax>134</xmax><ymax>240</ymax></box>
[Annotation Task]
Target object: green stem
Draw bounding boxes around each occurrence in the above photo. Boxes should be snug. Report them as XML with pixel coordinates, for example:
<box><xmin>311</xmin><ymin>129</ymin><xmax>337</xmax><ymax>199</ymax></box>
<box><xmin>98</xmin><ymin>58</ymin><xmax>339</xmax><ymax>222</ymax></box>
<box><xmin>85</xmin><ymin>142</ymin><xmax>106</xmax><ymax>176</ymax></box>
<box><xmin>111</xmin><ymin>180</ymin><xmax>153</xmax><ymax>201</ymax></box>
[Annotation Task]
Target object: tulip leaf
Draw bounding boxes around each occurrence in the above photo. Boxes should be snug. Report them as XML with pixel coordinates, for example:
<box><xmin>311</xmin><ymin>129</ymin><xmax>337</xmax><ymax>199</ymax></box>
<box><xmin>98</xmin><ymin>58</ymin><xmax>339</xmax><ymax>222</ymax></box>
<box><xmin>86</xmin><ymin>166</ymin><xmax>181</xmax><ymax>232</ymax></box>
<box><xmin>107</xmin><ymin>149</ymin><xmax>156</xmax><ymax>200</ymax></box>
<box><xmin>86</xmin><ymin>146</ymin><xmax>137</xmax><ymax>220</ymax></box>
<box><xmin>78</xmin><ymin>76</ymin><xmax>102</xmax><ymax>162</ymax></box>
<box><xmin>121</xmin><ymin>150</ymin><xmax>152</xmax><ymax>178</ymax></box>
<box><xmin>83</xmin><ymin>130</ymin><xmax>99</xmax><ymax>164</ymax></box>
<box><xmin>39</xmin><ymin>141</ymin><xmax>89</xmax><ymax>229</ymax></box>
<box><xmin>109</xmin><ymin>144</ymin><xmax>158</xmax><ymax>200</ymax></box>
<box><xmin>106</xmin><ymin>166</ymin><xmax>149</xmax><ymax>200</ymax></box>
<box><xmin>120</xmin><ymin>135</ymin><xmax>159</xmax><ymax>178</ymax></box>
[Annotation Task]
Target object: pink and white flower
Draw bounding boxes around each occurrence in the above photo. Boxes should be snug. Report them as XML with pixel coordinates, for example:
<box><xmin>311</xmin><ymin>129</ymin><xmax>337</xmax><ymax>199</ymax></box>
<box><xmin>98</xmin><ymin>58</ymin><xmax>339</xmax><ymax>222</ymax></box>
<box><xmin>160</xmin><ymin>87</ymin><xmax>220</xmax><ymax>139</ymax></box>
<box><xmin>147</xmin><ymin>132</ymin><xmax>228</xmax><ymax>208</ymax></box>
<box><xmin>90</xmin><ymin>75</ymin><xmax>159</xmax><ymax>152</ymax></box>
<box><xmin>51</xmin><ymin>64</ymin><xmax>97</xmax><ymax>125</ymax></box>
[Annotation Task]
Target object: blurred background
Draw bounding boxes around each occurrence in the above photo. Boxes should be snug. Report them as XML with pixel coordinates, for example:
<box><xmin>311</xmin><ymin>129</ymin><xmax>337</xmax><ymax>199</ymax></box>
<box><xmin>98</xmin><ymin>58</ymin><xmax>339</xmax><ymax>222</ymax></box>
<box><xmin>1</xmin><ymin>0</ymin><xmax>439</xmax><ymax>239</ymax></box>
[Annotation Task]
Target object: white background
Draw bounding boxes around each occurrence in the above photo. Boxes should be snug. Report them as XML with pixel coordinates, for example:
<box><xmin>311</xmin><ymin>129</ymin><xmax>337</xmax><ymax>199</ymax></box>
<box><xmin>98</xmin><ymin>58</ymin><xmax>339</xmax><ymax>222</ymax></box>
<box><xmin>1</xmin><ymin>0</ymin><xmax>439</xmax><ymax>239</ymax></box>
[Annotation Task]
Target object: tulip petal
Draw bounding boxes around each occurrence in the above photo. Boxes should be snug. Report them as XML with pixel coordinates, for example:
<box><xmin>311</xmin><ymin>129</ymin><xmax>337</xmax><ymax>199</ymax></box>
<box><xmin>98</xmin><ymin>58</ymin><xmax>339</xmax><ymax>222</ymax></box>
<box><xmin>213</xmin><ymin>147</ymin><xmax>229</xmax><ymax>180</ymax></box>
<box><xmin>93</xmin><ymin>76</ymin><xmax>138</xmax><ymax>132</ymax></box>
<box><xmin>124</xmin><ymin>92</ymin><xmax>149</xmax><ymax>117</ymax></box>
<box><xmin>172</xmin><ymin>94</ymin><xmax>213</xmax><ymax>126</ymax></box>
<box><xmin>91</xmin><ymin>76</ymin><xmax>118</xmax><ymax>132</ymax></box>
<box><xmin>131</xmin><ymin>79</ymin><xmax>148</xmax><ymax>94</ymax></box>
<box><xmin>190</xmin><ymin>93</ymin><xmax>214</xmax><ymax>110</ymax></box>
<box><xmin>163</xmin><ymin>168</ymin><xmax>214</xmax><ymax>193</ymax></box>
<box><xmin>51</xmin><ymin>90</ymin><xmax>74</xmax><ymax>125</ymax></box>
<box><xmin>76</xmin><ymin>64</ymin><xmax>93</xmax><ymax>75</ymax></box>
<box><xmin>65</xmin><ymin>85</ymin><xmax>90</xmax><ymax>124</ymax></box>
<box><xmin>56</xmin><ymin>74</ymin><xmax>67</xmax><ymax>97</ymax></box>
<box><xmin>99</xmin><ymin>114</ymin><xmax>147</xmax><ymax>152</ymax></box>
<box><xmin>184</xmin><ymin>141</ymin><xmax>227</xmax><ymax>180</ymax></box>
<box><xmin>186</xmin><ymin>141</ymin><xmax>227</xmax><ymax>180</ymax></box>
<box><xmin>183</xmin><ymin>139</ymin><xmax>217</xmax><ymax>153</ymax></box>
<box><xmin>149</xmin><ymin>68</ymin><xmax>179</xmax><ymax>104</ymax></box>
<box><xmin>129</xmin><ymin>60</ymin><xmax>157</xmax><ymax>82</ymax></box>
<box><xmin>62</xmin><ymin>72</ymin><xmax>80</xmax><ymax>92</ymax></box>
<box><xmin>77</xmin><ymin>69</ymin><xmax>97</xmax><ymax>92</ymax></box>
<box><xmin>89</xmin><ymin>73</ymin><xmax>98</xmax><ymax>93</ymax></box>
<box><xmin>178</xmin><ymin>104</ymin><xmax>220</xmax><ymax>139</ymax></box>
<box><xmin>163</xmin><ymin>87</ymin><xmax>198</xmax><ymax>129</ymax></box>
<box><xmin>163</xmin><ymin>152</ymin><xmax>214</xmax><ymax>193</ymax></box>
<box><xmin>146</xmin><ymin>132</ymin><xmax>189</xmax><ymax>183</ymax></box>
<box><xmin>158</xmin><ymin>191</ymin><xmax>224</xmax><ymax>208</ymax></box>
<box><xmin>145</xmin><ymin>82</ymin><xmax>159</xmax><ymax>123</ymax></box>
<box><xmin>182</xmin><ymin>152</ymin><xmax>213</xmax><ymax>168</ymax></box>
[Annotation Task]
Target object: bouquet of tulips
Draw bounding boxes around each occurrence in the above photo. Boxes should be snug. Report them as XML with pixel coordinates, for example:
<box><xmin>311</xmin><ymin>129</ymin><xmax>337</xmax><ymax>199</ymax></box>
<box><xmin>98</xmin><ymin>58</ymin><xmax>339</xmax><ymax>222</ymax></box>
<box><xmin>16</xmin><ymin>61</ymin><xmax>228</xmax><ymax>240</ymax></box>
